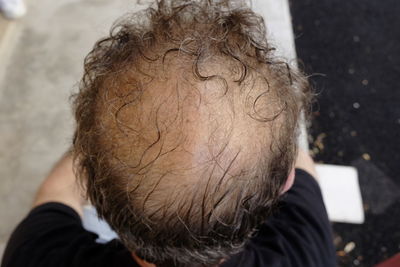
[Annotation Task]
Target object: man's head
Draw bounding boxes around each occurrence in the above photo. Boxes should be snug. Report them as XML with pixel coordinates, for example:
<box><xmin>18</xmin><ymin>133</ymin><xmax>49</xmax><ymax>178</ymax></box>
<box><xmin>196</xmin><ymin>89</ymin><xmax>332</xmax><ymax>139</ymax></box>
<box><xmin>72</xmin><ymin>0</ymin><xmax>312</xmax><ymax>266</ymax></box>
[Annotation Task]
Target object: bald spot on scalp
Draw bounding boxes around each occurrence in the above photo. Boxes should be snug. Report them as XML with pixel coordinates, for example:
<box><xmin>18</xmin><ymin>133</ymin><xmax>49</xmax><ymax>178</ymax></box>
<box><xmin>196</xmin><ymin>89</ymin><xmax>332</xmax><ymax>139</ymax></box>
<box><xmin>92</xmin><ymin>53</ymin><xmax>284</xmax><ymax>220</ymax></box>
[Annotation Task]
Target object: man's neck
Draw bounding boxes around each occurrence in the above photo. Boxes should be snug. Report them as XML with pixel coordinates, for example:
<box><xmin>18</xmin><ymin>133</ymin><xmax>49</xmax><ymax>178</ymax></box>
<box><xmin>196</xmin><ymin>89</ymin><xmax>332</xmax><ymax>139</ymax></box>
<box><xmin>132</xmin><ymin>253</ymin><xmax>156</xmax><ymax>267</ymax></box>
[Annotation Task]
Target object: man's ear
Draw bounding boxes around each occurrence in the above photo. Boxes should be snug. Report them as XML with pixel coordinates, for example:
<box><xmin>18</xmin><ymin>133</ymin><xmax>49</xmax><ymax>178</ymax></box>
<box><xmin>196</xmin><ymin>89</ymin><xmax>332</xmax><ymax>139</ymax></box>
<box><xmin>281</xmin><ymin>168</ymin><xmax>295</xmax><ymax>194</ymax></box>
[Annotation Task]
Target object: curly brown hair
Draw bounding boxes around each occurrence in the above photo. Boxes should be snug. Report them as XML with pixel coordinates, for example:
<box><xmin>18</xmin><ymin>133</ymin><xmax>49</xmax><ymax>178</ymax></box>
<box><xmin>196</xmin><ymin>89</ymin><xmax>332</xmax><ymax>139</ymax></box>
<box><xmin>72</xmin><ymin>0</ymin><xmax>312</xmax><ymax>266</ymax></box>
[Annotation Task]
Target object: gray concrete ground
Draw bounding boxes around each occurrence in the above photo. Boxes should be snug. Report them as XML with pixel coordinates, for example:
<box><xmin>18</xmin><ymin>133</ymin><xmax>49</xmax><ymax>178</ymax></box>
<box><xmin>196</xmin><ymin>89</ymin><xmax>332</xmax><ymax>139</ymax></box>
<box><xmin>0</xmin><ymin>0</ymin><xmax>296</xmax><ymax>259</ymax></box>
<box><xmin>0</xmin><ymin>0</ymin><xmax>149</xmax><ymax>253</ymax></box>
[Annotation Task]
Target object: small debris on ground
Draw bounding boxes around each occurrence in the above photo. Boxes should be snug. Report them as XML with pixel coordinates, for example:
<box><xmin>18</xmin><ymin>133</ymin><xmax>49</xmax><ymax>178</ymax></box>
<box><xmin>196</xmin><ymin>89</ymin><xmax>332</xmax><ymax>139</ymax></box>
<box><xmin>334</xmin><ymin>235</ymin><xmax>343</xmax><ymax>246</ymax></box>
<box><xmin>337</xmin><ymin>250</ymin><xmax>346</xmax><ymax>257</ymax></box>
<box><xmin>344</xmin><ymin>241</ymin><xmax>356</xmax><ymax>253</ymax></box>
<box><xmin>314</xmin><ymin>133</ymin><xmax>327</xmax><ymax>151</ymax></box>
<box><xmin>362</xmin><ymin>153</ymin><xmax>371</xmax><ymax>161</ymax></box>
<box><xmin>363</xmin><ymin>204</ymin><xmax>370</xmax><ymax>211</ymax></box>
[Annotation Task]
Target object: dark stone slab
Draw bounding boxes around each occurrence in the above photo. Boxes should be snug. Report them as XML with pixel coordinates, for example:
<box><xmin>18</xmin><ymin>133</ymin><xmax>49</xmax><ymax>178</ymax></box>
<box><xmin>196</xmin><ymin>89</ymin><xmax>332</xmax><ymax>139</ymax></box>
<box><xmin>289</xmin><ymin>0</ymin><xmax>400</xmax><ymax>266</ymax></box>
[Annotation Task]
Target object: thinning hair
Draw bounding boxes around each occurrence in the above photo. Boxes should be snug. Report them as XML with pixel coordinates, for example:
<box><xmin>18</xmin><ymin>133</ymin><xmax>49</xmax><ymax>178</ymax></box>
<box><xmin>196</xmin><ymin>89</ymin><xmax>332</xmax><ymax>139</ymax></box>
<box><xmin>72</xmin><ymin>0</ymin><xmax>312</xmax><ymax>266</ymax></box>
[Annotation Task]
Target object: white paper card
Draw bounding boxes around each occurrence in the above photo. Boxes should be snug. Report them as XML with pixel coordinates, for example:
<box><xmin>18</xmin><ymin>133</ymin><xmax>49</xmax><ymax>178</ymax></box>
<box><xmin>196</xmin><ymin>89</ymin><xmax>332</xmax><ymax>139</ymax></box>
<box><xmin>316</xmin><ymin>164</ymin><xmax>365</xmax><ymax>224</ymax></box>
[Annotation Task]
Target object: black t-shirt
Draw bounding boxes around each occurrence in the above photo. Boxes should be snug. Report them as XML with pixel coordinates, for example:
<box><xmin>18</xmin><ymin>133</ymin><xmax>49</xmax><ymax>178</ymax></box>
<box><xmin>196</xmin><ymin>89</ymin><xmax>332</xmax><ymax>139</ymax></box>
<box><xmin>1</xmin><ymin>169</ymin><xmax>336</xmax><ymax>267</ymax></box>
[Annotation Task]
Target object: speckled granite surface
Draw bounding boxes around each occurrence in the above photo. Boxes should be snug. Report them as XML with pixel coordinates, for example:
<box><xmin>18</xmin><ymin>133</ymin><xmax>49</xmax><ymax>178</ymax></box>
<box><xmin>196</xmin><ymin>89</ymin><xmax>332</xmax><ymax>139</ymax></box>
<box><xmin>290</xmin><ymin>0</ymin><xmax>400</xmax><ymax>266</ymax></box>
